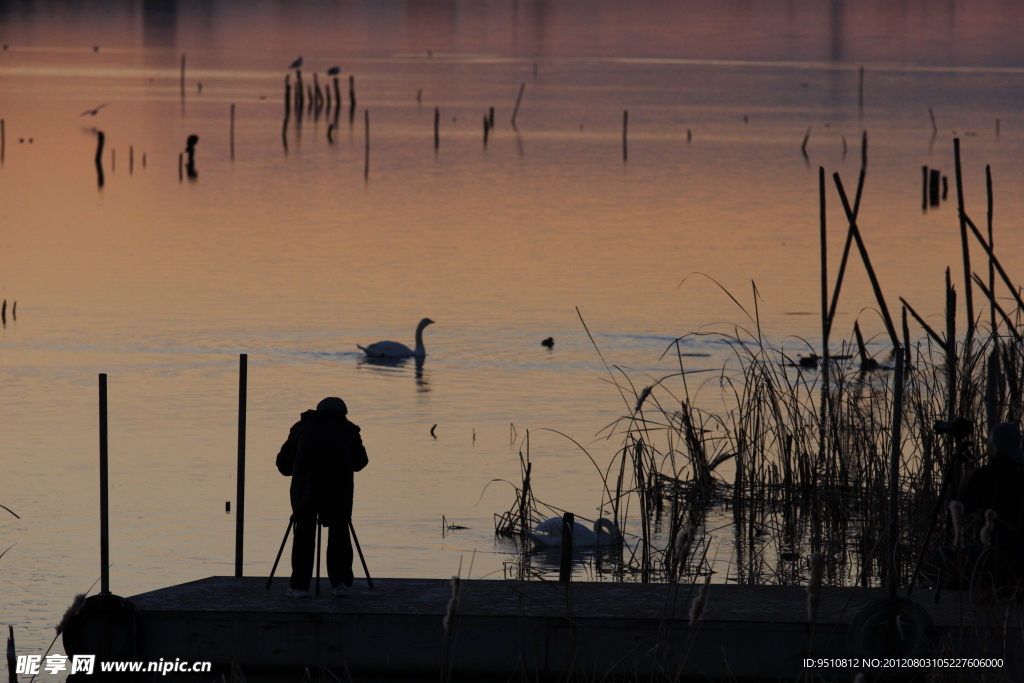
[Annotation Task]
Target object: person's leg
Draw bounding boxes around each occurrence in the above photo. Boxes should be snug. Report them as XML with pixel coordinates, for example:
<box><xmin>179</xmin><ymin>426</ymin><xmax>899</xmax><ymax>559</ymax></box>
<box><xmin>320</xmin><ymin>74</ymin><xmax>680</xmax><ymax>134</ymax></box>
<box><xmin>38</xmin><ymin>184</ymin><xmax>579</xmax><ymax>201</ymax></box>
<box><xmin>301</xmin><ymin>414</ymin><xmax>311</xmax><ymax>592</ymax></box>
<box><xmin>326</xmin><ymin>513</ymin><xmax>354</xmax><ymax>588</ymax></box>
<box><xmin>290</xmin><ymin>504</ymin><xmax>317</xmax><ymax>591</ymax></box>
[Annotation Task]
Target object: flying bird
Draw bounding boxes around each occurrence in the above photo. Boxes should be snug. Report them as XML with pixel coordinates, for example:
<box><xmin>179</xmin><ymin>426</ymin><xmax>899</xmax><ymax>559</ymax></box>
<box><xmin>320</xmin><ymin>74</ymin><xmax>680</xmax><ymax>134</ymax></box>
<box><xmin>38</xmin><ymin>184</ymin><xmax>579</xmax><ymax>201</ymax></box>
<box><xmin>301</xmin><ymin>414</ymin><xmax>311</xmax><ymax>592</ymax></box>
<box><xmin>289</xmin><ymin>56</ymin><xmax>303</xmax><ymax>69</ymax></box>
<box><xmin>79</xmin><ymin>104</ymin><xmax>108</xmax><ymax>117</ymax></box>
<box><xmin>327</xmin><ymin>66</ymin><xmax>341</xmax><ymax>75</ymax></box>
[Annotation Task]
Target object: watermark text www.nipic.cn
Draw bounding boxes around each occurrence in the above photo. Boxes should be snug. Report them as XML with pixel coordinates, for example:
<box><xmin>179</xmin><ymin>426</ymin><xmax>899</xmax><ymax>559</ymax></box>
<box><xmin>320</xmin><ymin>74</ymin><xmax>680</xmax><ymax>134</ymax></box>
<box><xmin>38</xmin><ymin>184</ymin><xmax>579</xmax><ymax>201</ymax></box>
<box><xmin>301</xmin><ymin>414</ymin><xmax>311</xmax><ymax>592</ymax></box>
<box><xmin>16</xmin><ymin>655</ymin><xmax>213</xmax><ymax>675</ymax></box>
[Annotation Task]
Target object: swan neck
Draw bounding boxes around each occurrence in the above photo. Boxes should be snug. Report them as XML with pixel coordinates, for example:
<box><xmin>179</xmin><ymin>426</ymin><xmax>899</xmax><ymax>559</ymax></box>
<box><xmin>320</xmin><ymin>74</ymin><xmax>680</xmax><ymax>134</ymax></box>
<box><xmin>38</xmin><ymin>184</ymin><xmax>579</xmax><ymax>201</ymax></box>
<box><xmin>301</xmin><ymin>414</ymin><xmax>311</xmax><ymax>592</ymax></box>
<box><xmin>414</xmin><ymin>325</ymin><xmax>426</xmax><ymax>354</ymax></box>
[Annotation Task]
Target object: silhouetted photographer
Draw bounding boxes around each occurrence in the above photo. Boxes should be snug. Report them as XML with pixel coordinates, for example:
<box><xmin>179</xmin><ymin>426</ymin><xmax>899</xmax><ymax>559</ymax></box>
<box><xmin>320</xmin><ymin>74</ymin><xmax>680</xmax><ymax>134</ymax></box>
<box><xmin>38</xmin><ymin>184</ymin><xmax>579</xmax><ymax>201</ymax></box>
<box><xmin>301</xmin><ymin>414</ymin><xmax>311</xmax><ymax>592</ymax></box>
<box><xmin>957</xmin><ymin>422</ymin><xmax>1024</xmax><ymax>596</ymax></box>
<box><xmin>276</xmin><ymin>397</ymin><xmax>368</xmax><ymax>598</ymax></box>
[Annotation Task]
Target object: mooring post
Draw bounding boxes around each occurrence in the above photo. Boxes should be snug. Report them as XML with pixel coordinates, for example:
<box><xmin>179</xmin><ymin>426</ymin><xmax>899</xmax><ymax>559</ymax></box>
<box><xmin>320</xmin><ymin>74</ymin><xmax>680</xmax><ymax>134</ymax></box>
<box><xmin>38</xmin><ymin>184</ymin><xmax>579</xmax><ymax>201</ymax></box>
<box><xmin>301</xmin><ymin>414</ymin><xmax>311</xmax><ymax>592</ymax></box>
<box><xmin>99</xmin><ymin>373</ymin><xmax>110</xmax><ymax>595</ymax></box>
<box><xmin>235</xmin><ymin>354</ymin><xmax>247</xmax><ymax>577</ymax></box>
<box><xmin>230</xmin><ymin>104</ymin><xmax>235</xmax><ymax>160</ymax></box>
<box><xmin>558</xmin><ymin>512</ymin><xmax>574</xmax><ymax>583</ymax></box>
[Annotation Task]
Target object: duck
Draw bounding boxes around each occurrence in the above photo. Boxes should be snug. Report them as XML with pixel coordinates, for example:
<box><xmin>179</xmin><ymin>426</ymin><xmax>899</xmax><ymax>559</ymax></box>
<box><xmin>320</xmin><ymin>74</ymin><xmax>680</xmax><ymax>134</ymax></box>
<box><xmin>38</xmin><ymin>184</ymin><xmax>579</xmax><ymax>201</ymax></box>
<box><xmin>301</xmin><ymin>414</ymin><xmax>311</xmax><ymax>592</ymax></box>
<box><xmin>541</xmin><ymin>337</ymin><xmax>554</xmax><ymax>348</ymax></box>
<box><xmin>528</xmin><ymin>516</ymin><xmax>620</xmax><ymax>548</ymax></box>
<box><xmin>358</xmin><ymin>318</ymin><xmax>434</xmax><ymax>359</ymax></box>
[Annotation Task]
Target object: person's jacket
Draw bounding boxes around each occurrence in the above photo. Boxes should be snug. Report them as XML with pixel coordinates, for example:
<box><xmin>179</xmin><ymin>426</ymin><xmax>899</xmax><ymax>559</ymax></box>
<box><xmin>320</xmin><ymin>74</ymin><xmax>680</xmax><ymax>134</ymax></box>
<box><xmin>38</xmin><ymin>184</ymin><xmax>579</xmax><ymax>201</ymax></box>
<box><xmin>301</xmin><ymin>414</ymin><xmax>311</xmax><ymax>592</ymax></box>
<box><xmin>276</xmin><ymin>409</ymin><xmax>368</xmax><ymax>515</ymax></box>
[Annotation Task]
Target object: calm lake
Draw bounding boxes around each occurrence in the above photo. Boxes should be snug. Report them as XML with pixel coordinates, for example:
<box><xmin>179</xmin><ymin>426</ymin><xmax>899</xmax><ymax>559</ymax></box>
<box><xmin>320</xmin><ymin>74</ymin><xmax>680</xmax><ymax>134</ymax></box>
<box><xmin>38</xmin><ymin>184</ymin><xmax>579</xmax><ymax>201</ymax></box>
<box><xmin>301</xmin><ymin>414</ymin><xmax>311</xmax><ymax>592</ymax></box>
<box><xmin>3</xmin><ymin>0</ymin><xmax>1024</xmax><ymax>659</ymax></box>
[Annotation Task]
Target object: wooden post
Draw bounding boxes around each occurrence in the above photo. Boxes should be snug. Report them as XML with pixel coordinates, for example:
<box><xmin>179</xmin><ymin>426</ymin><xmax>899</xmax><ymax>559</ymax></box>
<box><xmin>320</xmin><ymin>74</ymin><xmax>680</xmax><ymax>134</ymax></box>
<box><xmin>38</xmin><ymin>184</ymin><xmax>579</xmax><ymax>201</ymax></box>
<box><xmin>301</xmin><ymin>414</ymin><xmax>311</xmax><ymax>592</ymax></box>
<box><xmin>953</xmin><ymin>138</ymin><xmax>975</xmax><ymax>345</ymax></box>
<box><xmin>483</xmin><ymin>115</ymin><xmax>489</xmax><ymax>146</ymax></box>
<box><xmin>1</xmin><ymin>118</ymin><xmax>5</xmax><ymax>163</ymax></box>
<box><xmin>861</xmin><ymin>130</ymin><xmax>867</xmax><ymax>169</ymax></box>
<box><xmin>488</xmin><ymin>106</ymin><xmax>495</xmax><ymax>129</ymax></box>
<box><xmin>129</xmin><ymin>145</ymin><xmax>134</xmax><ymax>174</ymax></box>
<box><xmin>622</xmin><ymin>110</ymin><xmax>628</xmax><ymax>162</ymax></box>
<box><xmin>180</xmin><ymin>54</ymin><xmax>186</xmax><ymax>99</ymax></box>
<box><xmin>512</xmin><ymin>82</ymin><xmax>528</xmax><ymax>129</ymax></box>
<box><xmin>819</xmin><ymin>167</ymin><xmax>829</xmax><ymax>464</ymax></box>
<box><xmin>858</xmin><ymin>66</ymin><xmax>864</xmax><ymax>117</ymax></box>
<box><xmin>230</xmin><ymin>104</ymin><xmax>235</xmax><ymax>160</ymax></box>
<box><xmin>284</xmin><ymin>74</ymin><xmax>291</xmax><ymax>118</ymax></box>
<box><xmin>99</xmin><ymin>373</ymin><xmax>109</xmax><ymax>594</ymax></box>
<box><xmin>349</xmin><ymin>75</ymin><xmax>357</xmax><ymax>109</ymax></box>
<box><xmin>235</xmin><ymin>354</ymin><xmax>247</xmax><ymax>577</ymax></box>
<box><xmin>95</xmin><ymin>131</ymin><xmax>105</xmax><ymax>188</ymax></box>
<box><xmin>434</xmin><ymin>107</ymin><xmax>440</xmax><ymax>150</ymax></box>
<box><xmin>929</xmin><ymin>169</ymin><xmax>940</xmax><ymax>207</ymax></box>
<box><xmin>987</xmin><ymin>165</ymin><xmax>995</xmax><ymax>335</ymax></box>
<box><xmin>921</xmin><ymin>166</ymin><xmax>928</xmax><ymax>211</ymax></box>
<box><xmin>364</xmin><ymin>109</ymin><xmax>370</xmax><ymax>180</ymax></box>
<box><xmin>558</xmin><ymin>512</ymin><xmax>574</xmax><ymax>582</ymax></box>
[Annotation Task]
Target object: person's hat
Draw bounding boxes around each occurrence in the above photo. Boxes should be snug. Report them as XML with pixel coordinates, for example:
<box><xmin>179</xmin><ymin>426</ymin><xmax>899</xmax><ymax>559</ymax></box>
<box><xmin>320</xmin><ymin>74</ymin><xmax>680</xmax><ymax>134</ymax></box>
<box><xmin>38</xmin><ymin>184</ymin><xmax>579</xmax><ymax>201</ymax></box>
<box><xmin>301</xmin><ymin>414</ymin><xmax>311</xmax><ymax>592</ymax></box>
<box><xmin>316</xmin><ymin>397</ymin><xmax>348</xmax><ymax>415</ymax></box>
<box><xmin>989</xmin><ymin>422</ymin><xmax>1023</xmax><ymax>464</ymax></box>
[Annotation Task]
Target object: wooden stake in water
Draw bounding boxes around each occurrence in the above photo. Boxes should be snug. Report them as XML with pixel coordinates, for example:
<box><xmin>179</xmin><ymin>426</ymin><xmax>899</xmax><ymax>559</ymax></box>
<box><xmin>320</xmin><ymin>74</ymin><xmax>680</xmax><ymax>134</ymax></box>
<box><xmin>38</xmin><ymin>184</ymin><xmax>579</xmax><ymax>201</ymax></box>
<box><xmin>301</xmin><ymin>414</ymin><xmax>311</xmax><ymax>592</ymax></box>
<box><xmin>858</xmin><ymin>66</ymin><xmax>864</xmax><ymax>117</ymax></box>
<box><xmin>129</xmin><ymin>145</ymin><xmax>133</xmax><ymax>174</ymax></box>
<box><xmin>511</xmin><ymin>82</ymin><xmax>525</xmax><ymax>130</ymax></box>
<box><xmin>111</xmin><ymin>148</ymin><xmax>115</xmax><ymax>172</ymax></box>
<box><xmin>99</xmin><ymin>373</ymin><xmax>109</xmax><ymax>594</ymax></box>
<box><xmin>364</xmin><ymin>109</ymin><xmax>370</xmax><ymax>180</ymax></box>
<box><xmin>230</xmin><ymin>104</ymin><xmax>235</xmax><ymax>160</ymax></box>
<box><xmin>622</xmin><ymin>110</ymin><xmax>628</xmax><ymax>162</ymax></box>
<box><xmin>558</xmin><ymin>512</ymin><xmax>574</xmax><ymax>583</ymax></box>
<box><xmin>178</xmin><ymin>152</ymin><xmax>183</xmax><ymax>182</ymax></box>
<box><xmin>180</xmin><ymin>53</ymin><xmax>186</xmax><ymax>99</ymax></box>
<box><xmin>953</xmin><ymin>138</ymin><xmax>975</xmax><ymax>345</ymax></box>
<box><xmin>861</xmin><ymin>130</ymin><xmax>867</xmax><ymax>168</ymax></box>
<box><xmin>434</xmin><ymin>107</ymin><xmax>440</xmax><ymax>150</ymax></box>
<box><xmin>987</xmin><ymin>164</ymin><xmax>995</xmax><ymax>335</ymax></box>
<box><xmin>1</xmin><ymin>118</ymin><xmax>5</xmax><ymax>163</ymax></box>
<box><xmin>235</xmin><ymin>354</ymin><xmax>247</xmax><ymax>577</ymax></box>
<box><xmin>818</xmin><ymin>166</ymin><xmax>830</xmax><ymax>461</ymax></box>
<box><xmin>95</xmin><ymin>131</ymin><xmax>105</xmax><ymax>188</ymax></box>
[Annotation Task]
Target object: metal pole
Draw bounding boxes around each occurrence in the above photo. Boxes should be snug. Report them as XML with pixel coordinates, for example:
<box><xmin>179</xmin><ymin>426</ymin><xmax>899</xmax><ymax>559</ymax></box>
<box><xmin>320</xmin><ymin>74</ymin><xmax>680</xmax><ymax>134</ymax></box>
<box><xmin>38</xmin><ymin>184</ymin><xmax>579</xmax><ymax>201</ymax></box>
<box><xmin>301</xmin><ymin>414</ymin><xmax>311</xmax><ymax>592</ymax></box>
<box><xmin>888</xmin><ymin>347</ymin><xmax>905</xmax><ymax>607</ymax></box>
<box><xmin>99</xmin><ymin>373</ymin><xmax>109</xmax><ymax>595</ymax></box>
<box><xmin>235</xmin><ymin>354</ymin><xmax>247</xmax><ymax>576</ymax></box>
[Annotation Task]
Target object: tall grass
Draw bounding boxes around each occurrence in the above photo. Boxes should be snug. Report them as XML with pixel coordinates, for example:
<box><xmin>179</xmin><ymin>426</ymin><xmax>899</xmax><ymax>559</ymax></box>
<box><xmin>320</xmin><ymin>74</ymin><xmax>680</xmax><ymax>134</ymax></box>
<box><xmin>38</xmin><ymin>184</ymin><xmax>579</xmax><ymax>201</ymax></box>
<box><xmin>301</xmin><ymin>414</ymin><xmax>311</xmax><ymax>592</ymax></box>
<box><xmin>496</xmin><ymin>147</ymin><xmax>1024</xmax><ymax>593</ymax></box>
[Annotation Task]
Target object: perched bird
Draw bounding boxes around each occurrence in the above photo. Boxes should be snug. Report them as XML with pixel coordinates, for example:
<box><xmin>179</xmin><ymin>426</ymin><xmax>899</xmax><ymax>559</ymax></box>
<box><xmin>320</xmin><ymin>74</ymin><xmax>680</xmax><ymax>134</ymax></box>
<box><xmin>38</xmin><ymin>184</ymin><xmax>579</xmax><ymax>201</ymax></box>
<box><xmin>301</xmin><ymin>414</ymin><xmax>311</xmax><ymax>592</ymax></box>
<box><xmin>80</xmin><ymin>104</ymin><xmax>108</xmax><ymax>117</ymax></box>
<box><xmin>358</xmin><ymin>318</ymin><xmax>435</xmax><ymax>359</ymax></box>
<box><xmin>289</xmin><ymin>56</ymin><xmax>303</xmax><ymax>69</ymax></box>
<box><xmin>541</xmin><ymin>337</ymin><xmax>554</xmax><ymax>349</ymax></box>
<box><xmin>327</xmin><ymin>66</ymin><xmax>341</xmax><ymax>75</ymax></box>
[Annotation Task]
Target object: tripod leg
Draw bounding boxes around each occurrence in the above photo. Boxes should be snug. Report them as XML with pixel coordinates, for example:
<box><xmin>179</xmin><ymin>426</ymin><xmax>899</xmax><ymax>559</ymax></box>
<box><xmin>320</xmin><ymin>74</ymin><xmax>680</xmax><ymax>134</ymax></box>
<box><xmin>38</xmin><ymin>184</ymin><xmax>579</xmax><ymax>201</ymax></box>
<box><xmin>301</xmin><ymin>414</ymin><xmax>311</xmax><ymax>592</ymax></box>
<box><xmin>350</xmin><ymin>521</ymin><xmax>373</xmax><ymax>589</ymax></box>
<box><xmin>266</xmin><ymin>515</ymin><xmax>294</xmax><ymax>590</ymax></box>
<box><xmin>315</xmin><ymin>514</ymin><xmax>322</xmax><ymax>596</ymax></box>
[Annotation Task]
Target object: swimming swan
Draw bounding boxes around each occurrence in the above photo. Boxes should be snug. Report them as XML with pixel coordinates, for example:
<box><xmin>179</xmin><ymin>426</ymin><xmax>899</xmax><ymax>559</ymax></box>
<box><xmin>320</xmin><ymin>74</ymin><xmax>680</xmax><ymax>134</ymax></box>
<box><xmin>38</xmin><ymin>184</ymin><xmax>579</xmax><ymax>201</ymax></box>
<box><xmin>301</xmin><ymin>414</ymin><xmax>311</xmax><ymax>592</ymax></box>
<box><xmin>358</xmin><ymin>318</ymin><xmax>434</xmax><ymax>359</ymax></box>
<box><xmin>528</xmin><ymin>516</ymin><xmax>621</xmax><ymax>548</ymax></box>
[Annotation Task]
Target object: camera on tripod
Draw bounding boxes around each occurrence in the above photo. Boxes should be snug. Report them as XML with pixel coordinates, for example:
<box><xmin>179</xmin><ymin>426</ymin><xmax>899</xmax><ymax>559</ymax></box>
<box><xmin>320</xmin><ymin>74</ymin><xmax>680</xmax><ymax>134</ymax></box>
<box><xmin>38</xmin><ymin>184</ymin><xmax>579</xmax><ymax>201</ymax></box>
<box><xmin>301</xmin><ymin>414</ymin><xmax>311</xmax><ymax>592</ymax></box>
<box><xmin>933</xmin><ymin>417</ymin><xmax>975</xmax><ymax>439</ymax></box>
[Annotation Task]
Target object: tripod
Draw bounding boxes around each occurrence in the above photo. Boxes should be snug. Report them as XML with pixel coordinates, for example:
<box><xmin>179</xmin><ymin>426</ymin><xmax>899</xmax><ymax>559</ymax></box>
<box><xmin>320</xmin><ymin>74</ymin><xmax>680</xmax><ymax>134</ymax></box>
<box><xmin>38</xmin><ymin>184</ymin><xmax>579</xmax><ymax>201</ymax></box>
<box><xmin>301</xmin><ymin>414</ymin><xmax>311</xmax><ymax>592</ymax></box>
<box><xmin>266</xmin><ymin>515</ymin><xmax>374</xmax><ymax>591</ymax></box>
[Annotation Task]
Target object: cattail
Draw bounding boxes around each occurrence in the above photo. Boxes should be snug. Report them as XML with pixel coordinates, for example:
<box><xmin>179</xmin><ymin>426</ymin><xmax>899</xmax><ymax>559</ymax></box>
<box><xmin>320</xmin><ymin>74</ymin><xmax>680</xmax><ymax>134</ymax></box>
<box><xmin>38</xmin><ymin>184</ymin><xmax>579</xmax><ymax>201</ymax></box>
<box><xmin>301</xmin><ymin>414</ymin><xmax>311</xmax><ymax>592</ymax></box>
<box><xmin>807</xmin><ymin>551</ymin><xmax>824</xmax><ymax>623</ymax></box>
<box><xmin>634</xmin><ymin>386</ymin><xmax>652</xmax><ymax>413</ymax></box>
<box><xmin>442</xmin><ymin>575</ymin><xmax>461</xmax><ymax>639</ymax></box>
<box><xmin>981</xmin><ymin>509</ymin><xmax>997</xmax><ymax>548</ymax></box>
<box><xmin>950</xmin><ymin>500</ymin><xmax>965</xmax><ymax>550</ymax></box>
<box><xmin>688</xmin><ymin>574</ymin><xmax>711</xmax><ymax>628</ymax></box>
<box><xmin>55</xmin><ymin>593</ymin><xmax>86</xmax><ymax>635</ymax></box>
<box><xmin>674</xmin><ymin>525</ymin><xmax>695</xmax><ymax>572</ymax></box>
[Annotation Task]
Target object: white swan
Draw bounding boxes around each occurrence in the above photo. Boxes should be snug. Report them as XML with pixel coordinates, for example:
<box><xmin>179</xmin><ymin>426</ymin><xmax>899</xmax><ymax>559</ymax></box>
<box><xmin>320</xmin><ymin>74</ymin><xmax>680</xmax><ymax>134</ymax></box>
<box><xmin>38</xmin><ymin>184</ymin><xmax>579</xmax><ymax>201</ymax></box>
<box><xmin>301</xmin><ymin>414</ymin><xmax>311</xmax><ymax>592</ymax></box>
<box><xmin>528</xmin><ymin>516</ymin><xmax>621</xmax><ymax>548</ymax></box>
<box><xmin>358</xmin><ymin>318</ymin><xmax>434</xmax><ymax>359</ymax></box>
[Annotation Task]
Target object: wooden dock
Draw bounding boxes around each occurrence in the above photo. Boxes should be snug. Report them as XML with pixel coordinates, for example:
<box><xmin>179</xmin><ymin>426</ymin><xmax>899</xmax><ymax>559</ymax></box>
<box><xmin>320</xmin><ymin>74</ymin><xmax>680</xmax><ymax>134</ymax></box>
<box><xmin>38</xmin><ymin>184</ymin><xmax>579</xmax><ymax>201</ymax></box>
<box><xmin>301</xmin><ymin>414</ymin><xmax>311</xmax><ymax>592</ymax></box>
<box><xmin>129</xmin><ymin>577</ymin><xmax>1021</xmax><ymax>680</ymax></box>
